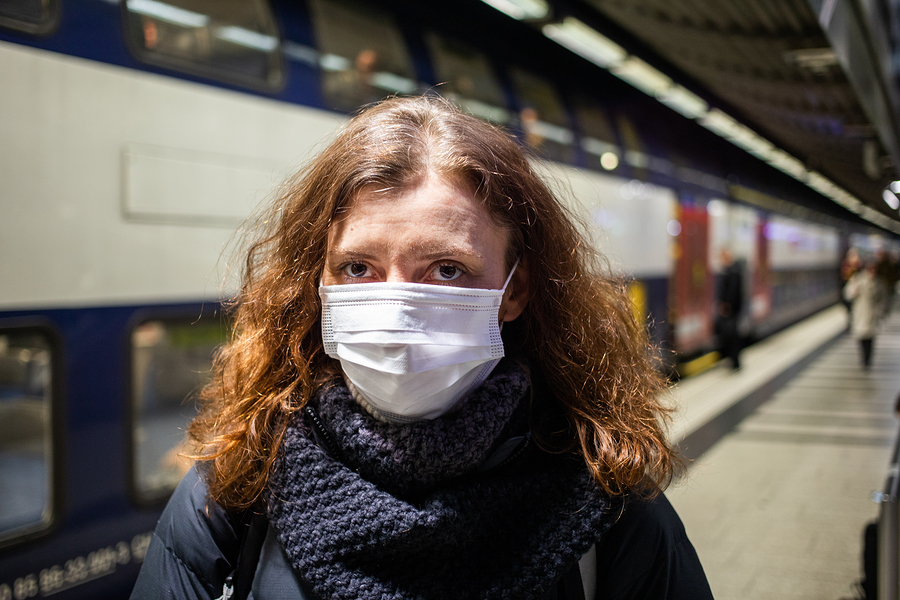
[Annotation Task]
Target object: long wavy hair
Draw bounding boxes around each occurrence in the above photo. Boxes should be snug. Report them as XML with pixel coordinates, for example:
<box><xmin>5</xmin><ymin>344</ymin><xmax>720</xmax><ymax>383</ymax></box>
<box><xmin>189</xmin><ymin>95</ymin><xmax>677</xmax><ymax>510</ymax></box>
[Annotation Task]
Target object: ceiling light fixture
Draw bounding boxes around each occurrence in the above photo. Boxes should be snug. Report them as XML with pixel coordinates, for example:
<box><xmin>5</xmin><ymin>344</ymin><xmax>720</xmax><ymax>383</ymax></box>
<box><xmin>480</xmin><ymin>0</ymin><xmax>549</xmax><ymax>20</ymax></box>
<box><xmin>542</xmin><ymin>17</ymin><xmax>626</xmax><ymax>68</ymax></box>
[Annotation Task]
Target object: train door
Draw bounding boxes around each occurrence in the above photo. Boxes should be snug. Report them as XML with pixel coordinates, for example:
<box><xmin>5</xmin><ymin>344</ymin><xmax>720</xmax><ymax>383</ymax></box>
<box><xmin>751</xmin><ymin>215</ymin><xmax>772</xmax><ymax>328</ymax></box>
<box><xmin>670</xmin><ymin>197</ymin><xmax>713</xmax><ymax>355</ymax></box>
<box><xmin>707</xmin><ymin>200</ymin><xmax>762</xmax><ymax>338</ymax></box>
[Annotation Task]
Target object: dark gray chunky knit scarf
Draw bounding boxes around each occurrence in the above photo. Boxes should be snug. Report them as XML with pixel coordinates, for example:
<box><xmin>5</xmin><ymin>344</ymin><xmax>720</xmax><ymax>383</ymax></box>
<box><xmin>267</xmin><ymin>361</ymin><xmax>615</xmax><ymax>600</ymax></box>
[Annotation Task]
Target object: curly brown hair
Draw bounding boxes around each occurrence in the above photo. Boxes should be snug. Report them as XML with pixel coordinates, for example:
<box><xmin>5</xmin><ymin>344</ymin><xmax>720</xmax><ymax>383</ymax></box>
<box><xmin>189</xmin><ymin>95</ymin><xmax>677</xmax><ymax>510</ymax></box>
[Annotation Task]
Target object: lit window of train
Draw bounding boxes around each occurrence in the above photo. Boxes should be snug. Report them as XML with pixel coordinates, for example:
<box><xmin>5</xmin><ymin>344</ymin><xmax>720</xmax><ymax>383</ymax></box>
<box><xmin>0</xmin><ymin>328</ymin><xmax>55</xmax><ymax>546</ymax></box>
<box><xmin>123</xmin><ymin>0</ymin><xmax>283</xmax><ymax>89</ymax></box>
<box><xmin>425</xmin><ymin>32</ymin><xmax>510</xmax><ymax>124</ymax></box>
<box><xmin>0</xmin><ymin>0</ymin><xmax>58</xmax><ymax>35</ymax></box>
<box><xmin>572</xmin><ymin>95</ymin><xmax>620</xmax><ymax>172</ymax></box>
<box><xmin>509</xmin><ymin>67</ymin><xmax>576</xmax><ymax>164</ymax></box>
<box><xmin>308</xmin><ymin>0</ymin><xmax>418</xmax><ymax>112</ymax></box>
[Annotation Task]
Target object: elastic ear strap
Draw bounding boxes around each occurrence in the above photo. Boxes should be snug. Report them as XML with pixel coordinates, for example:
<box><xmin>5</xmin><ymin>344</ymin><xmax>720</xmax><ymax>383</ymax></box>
<box><xmin>501</xmin><ymin>260</ymin><xmax>520</xmax><ymax>292</ymax></box>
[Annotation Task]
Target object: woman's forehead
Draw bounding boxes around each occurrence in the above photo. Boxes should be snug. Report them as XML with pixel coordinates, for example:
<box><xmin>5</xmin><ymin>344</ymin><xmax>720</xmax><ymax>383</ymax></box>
<box><xmin>326</xmin><ymin>175</ymin><xmax>508</xmax><ymax>257</ymax></box>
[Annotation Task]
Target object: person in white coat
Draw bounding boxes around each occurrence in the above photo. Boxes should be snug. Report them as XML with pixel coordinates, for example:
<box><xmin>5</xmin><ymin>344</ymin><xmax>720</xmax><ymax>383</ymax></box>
<box><xmin>844</xmin><ymin>262</ymin><xmax>887</xmax><ymax>368</ymax></box>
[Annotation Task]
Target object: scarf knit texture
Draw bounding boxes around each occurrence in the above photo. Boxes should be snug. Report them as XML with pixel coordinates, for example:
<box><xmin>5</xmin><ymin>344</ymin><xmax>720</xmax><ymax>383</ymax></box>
<box><xmin>266</xmin><ymin>360</ymin><xmax>615</xmax><ymax>599</ymax></box>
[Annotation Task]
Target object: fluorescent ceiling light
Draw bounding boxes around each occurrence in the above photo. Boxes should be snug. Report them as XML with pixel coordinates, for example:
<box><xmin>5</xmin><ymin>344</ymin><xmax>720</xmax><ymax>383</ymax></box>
<box><xmin>807</xmin><ymin>172</ymin><xmax>835</xmax><ymax>196</ymax></box>
<box><xmin>610</xmin><ymin>57</ymin><xmax>672</xmax><ymax>96</ymax></box>
<box><xmin>542</xmin><ymin>17</ymin><xmax>626</xmax><ymax>68</ymax></box>
<box><xmin>699</xmin><ymin>109</ymin><xmax>740</xmax><ymax>138</ymax></box>
<box><xmin>727</xmin><ymin>125</ymin><xmax>772</xmax><ymax>157</ymax></box>
<box><xmin>127</xmin><ymin>0</ymin><xmax>208</xmax><ymax>27</ymax></box>
<box><xmin>480</xmin><ymin>0</ymin><xmax>549</xmax><ymax>20</ymax></box>
<box><xmin>883</xmin><ymin>189</ymin><xmax>900</xmax><ymax>210</ymax></box>
<box><xmin>765</xmin><ymin>149</ymin><xmax>806</xmax><ymax>179</ymax></box>
<box><xmin>535</xmin><ymin>9</ymin><xmax>896</xmax><ymax>231</ymax></box>
<box><xmin>216</xmin><ymin>26</ymin><xmax>278</xmax><ymax>51</ymax></box>
<box><xmin>658</xmin><ymin>86</ymin><xmax>708</xmax><ymax>119</ymax></box>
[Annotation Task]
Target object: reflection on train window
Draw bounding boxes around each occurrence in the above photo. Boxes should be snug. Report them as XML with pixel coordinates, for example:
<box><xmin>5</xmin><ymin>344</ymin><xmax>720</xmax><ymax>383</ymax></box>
<box><xmin>425</xmin><ymin>32</ymin><xmax>509</xmax><ymax>124</ymax></box>
<box><xmin>0</xmin><ymin>0</ymin><xmax>59</xmax><ymax>35</ymax></box>
<box><xmin>0</xmin><ymin>330</ymin><xmax>53</xmax><ymax>542</ymax></box>
<box><xmin>124</xmin><ymin>0</ymin><xmax>283</xmax><ymax>89</ymax></box>
<box><xmin>509</xmin><ymin>68</ymin><xmax>575</xmax><ymax>163</ymax></box>
<box><xmin>309</xmin><ymin>0</ymin><xmax>417</xmax><ymax>112</ymax></box>
<box><xmin>131</xmin><ymin>318</ymin><xmax>227</xmax><ymax>503</ymax></box>
<box><xmin>573</xmin><ymin>96</ymin><xmax>620</xmax><ymax>172</ymax></box>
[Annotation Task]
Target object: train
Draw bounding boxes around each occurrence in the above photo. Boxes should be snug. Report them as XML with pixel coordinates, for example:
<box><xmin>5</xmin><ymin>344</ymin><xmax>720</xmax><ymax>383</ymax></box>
<box><xmin>0</xmin><ymin>0</ymin><xmax>893</xmax><ymax>598</ymax></box>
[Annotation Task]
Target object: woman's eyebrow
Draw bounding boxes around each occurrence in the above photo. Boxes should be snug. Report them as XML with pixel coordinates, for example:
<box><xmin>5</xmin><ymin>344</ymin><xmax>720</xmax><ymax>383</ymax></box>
<box><xmin>411</xmin><ymin>242</ymin><xmax>484</xmax><ymax>261</ymax></box>
<box><xmin>325</xmin><ymin>248</ymin><xmax>379</xmax><ymax>260</ymax></box>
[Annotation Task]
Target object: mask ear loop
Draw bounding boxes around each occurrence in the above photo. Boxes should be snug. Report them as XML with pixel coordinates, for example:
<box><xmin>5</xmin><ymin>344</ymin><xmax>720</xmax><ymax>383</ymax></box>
<box><xmin>497</xmin><ymin>259</ymin><xmax>521</xmax><ymax>332</ymax></box>
<box><xmin>500</xmin><ymin>259</ymin><xmax>520</xmax><ymax>292</ymax></box>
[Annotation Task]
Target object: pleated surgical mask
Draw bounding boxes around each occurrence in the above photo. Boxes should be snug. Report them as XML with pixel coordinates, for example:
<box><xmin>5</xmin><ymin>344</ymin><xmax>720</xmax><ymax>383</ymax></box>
<box><xmin>319</xmin><ymin>264</ymin><xmax>517</xmax><ymax>422</ymax></box>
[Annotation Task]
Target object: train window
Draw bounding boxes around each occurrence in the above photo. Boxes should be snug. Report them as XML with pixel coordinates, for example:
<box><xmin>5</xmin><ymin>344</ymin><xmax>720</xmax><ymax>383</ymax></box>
<box><xmin>573</xmin><ymin>96</ymin><xmax>620</xmax><ymax>172</ymax></box>
<box><xmin>0</xmin><ymin>0</ymin><xmax>59</xmax><ymax>35</ymax></box>
<box><xmin>130</xmin><ymin>317</ymin><xmax>227</xmax><ymax>503</ymax></box>
<box><xmin>308</xmin><ymin>0</ymin><xmax>417</xmax><ymax>112</ymax></box>
<box><xmin>0</xmin><ymin>329</ymin><xmax>55</xmax><ymax>545</ymax></box>
<box><xmin>123</xmin><ymin>0</ymin><xmax>283</xmax><ymax>90</ymax></box>
<box><xmin>616</xmin><ymin>114</ymin><xmax>650</xmax><ymax>179</ymax></box>
<box><xmin>425</xmin><ymin>32</ymin><xmax>510</xmax><ymax>124</ymax></box>
<box><xmin>509</xmin><ymin>68</ymin><xmax>575</xmax><ymax>163</ymax></box>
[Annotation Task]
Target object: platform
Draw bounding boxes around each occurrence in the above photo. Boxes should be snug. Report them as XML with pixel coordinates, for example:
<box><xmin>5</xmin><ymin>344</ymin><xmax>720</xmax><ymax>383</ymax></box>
<box><xmin>667</xmin><ymin>303</ymin><xmax>900</xmax><ymax>600</ymax></box>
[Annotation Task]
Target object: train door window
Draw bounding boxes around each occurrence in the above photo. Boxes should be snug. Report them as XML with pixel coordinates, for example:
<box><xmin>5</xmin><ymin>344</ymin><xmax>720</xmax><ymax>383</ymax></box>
<box><xmin>573</xmin><ymin>96</ymin><xmax>620</xmax><ymax>173</ymax></box>
<box><xmin>130</xmin><ymin>317</ymin><xmax>227</xmax><ymax>503</ymax></box>
<box><xmin>0</xmin><ymin>0</ymin><xmax>59</xmax><ymax>35</ymax></box>
<box><xmin>123</xmin><ymin>0</ymin><xmax>283</xmax><ymax>90</ymax></box>
<box><xmin>509</xmin><ymin>68</ymin><xmax>575</xmax><ymax>163</ymax></box>
<box><xmin>424</xmin><ymin>32</ymin><xmax>510</xmax><ymax>124</ymax></box>
<box><xmin>308</xmin><ymin>0</ymin><xmax>417</xmax><ymax>112</ymax></box>
<box><xmin>0</xmin><ymin>328</ymin><xmax>55</xmax><ymax>546</ymax></box>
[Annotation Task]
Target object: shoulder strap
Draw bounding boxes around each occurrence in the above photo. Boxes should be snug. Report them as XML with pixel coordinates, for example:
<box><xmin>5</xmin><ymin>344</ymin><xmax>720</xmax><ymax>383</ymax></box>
<box><xmin>234</xmin><ymin>512</ymin><xmax>269</xmax><ymax>600</ymax></box>
<box><xmin>540</xmin><ymin>560</ymin><xmax>586</xmax><ymax>600</ymax></box>
<box><xmin>217</xmin><ymin>511</ymin><xmax>269</xmax><ymax>600</ymax></box>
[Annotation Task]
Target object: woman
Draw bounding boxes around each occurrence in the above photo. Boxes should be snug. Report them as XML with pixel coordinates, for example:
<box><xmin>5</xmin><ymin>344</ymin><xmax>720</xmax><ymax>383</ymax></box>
<box><xmin>844</xmin><ymin>261</ymin><xmax>887</xmax><ymax>368</ymax></box>
<box><xmin>131</xmin><ymin>96</ymin><xmax>712</xmax><ymax>599</ymax></box>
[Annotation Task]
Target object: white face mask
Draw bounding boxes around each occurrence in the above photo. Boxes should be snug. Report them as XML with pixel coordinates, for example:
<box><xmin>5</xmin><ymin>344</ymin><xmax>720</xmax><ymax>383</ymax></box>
<box><xmin>319</xmin><ymin>265</ymin><xmax>517</xmax><ymax>422</ymax></box>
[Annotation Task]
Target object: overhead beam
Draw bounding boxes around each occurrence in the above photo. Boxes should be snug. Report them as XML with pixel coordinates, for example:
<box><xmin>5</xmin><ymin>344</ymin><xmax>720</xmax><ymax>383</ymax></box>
<box><xmin>809</xmin><ymin>0</ymin><xmax>900</xmax><ymax>171</ymax></box>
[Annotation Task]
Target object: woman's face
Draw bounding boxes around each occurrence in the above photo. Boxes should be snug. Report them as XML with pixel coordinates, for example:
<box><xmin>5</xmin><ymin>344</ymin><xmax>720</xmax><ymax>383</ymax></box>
<box><xmin>322</xmin><ymin>174</ymin><xmax>528</xmax><ymax>322</ymax></box>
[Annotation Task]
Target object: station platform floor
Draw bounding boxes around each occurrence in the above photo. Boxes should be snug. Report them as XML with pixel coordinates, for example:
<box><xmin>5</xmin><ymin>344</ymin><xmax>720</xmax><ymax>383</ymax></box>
<box><xmin>666</xmin><ymin>303</ymin><xmax>900</xmax><ymax>600</ymax></box>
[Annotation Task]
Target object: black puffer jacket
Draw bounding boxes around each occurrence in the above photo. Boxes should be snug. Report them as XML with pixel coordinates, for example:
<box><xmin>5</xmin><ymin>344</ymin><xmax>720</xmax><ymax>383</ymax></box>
<box><xmin>130</xmin><ymin>466</ymin><xmax>713</xmax><ymax>599</ymax></box>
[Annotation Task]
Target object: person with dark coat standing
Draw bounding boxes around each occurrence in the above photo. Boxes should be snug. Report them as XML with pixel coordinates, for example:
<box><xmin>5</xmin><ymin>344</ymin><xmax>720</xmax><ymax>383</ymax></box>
<box><xmin>716</xmin><ymin>249</ymin><xmax>743</xmax><ymax>370</ymax></box>
<box><xmin>129</xmin><ymin>96</ymin><xmax>713</xmax><ymax>600</ymax></box>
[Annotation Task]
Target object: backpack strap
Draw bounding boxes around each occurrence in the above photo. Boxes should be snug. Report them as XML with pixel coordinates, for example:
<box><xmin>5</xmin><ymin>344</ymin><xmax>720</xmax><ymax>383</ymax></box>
<box><xmin>216</xmin><ymin>511</ymin><xmax>269</xmax><ymax>600</ymax></box>
<box><xmin>539</xmin><ymin>559</ymin><xmax>586</xmax><ymax>600</ymax></box>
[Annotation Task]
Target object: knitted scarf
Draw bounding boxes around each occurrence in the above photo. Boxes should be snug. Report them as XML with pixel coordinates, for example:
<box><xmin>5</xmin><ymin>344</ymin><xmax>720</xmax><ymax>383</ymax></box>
<box><xmin>266</xmin><ymin>361</ymin><xmax>616</xmax><ymax>600</ymax></box>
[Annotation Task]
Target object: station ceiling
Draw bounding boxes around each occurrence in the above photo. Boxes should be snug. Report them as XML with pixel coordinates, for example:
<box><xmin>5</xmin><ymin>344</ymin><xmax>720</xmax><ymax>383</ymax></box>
<box><xmin>576</xmin><ymin>0</ymin><xmax>900</xmax><ymax>229</ymax></box>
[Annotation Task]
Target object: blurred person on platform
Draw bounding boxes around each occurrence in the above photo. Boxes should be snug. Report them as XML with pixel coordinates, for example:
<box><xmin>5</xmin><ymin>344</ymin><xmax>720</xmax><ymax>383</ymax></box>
<box><xmin>874</xmin><ymin>249</ymin><xmax>899</xmax><ymax>315</ymax></box>
<box><xmin>716</xmin><ymin>249</ymin><xmax>743</xmax><ymax>370</ymax></box>
<box><xmin>130</xmin><ymin>96</ymin><xmax>712</xmax><ymax>600</ymax></box>
<box><xmin>844</xmin><ymin>261</ymin><xmax>887</xmax><ymax>369</ymax></box>
<box><xmin>840</xmin><ymin>247</ymin><xmax>862</xmax><ymax>316</ymax></box>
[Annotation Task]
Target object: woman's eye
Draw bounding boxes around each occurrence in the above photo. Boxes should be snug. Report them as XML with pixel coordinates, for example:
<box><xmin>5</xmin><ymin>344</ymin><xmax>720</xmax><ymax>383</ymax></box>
<box><xmin>435</xmin><ymin>264</ymin><xmax>463</xmax><ymax>281</ymax></box>
<box><xmin>343</xmin><ymin>263</ymin><xmax>368</xmax><ymax>278</ymax></box>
